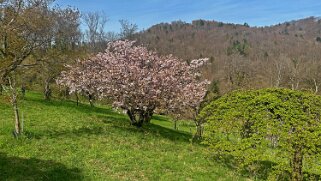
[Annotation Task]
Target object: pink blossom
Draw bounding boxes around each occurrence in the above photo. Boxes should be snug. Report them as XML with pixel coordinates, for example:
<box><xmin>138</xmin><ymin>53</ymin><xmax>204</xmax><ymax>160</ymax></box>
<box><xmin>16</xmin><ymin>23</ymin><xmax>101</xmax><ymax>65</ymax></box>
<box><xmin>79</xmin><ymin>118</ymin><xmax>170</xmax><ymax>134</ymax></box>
<box><xmin>57</xmin><ymin>40</ymin><xmax>209</xmax><ymax>126</ymax></box>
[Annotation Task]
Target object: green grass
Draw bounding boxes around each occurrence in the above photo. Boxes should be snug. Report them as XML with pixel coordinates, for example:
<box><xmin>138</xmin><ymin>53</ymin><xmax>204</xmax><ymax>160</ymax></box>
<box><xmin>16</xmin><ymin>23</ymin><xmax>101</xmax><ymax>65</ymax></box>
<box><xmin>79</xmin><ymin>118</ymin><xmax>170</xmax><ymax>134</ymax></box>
<box><xmin>0</xmin><ymin>92</ymin><xmax>245</xmax><ymax>181</ymax></box>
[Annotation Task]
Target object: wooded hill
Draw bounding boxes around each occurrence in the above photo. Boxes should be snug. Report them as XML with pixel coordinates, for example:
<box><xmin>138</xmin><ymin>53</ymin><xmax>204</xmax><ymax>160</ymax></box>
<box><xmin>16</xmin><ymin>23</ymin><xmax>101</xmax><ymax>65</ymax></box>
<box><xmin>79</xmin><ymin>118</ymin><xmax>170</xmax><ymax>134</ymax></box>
<box><xmin>133</xmin><ymin>17</ymin><xmax>321</xmax><ymax>94</ymax></box>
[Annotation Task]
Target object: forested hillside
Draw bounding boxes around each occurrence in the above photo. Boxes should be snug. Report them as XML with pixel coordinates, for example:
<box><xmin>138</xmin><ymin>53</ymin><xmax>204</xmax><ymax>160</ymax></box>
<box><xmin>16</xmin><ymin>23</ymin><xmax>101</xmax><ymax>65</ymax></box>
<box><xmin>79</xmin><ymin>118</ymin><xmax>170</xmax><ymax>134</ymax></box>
<box><xmin>134</xmin><ymin>17</ymin><xmax>321</xmax><ymax>93</ymax></box>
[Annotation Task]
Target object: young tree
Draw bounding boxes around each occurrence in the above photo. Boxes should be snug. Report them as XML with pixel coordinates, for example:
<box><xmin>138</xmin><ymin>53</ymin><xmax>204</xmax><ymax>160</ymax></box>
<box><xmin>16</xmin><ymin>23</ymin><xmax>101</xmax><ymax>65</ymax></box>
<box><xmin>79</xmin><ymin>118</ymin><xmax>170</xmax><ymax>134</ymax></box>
<box><xmin>201</xmin><ymin>88</ymin><xmax>321</xmax><ymax>180</ymax></box>
<box><xmin>36</xmin><ymin>6</ymin><xmax>82</xmax><ymax>100</ymax></box>
<box><xmin>167</xmin><ymin>58</ymin><xmax>210</xmax><ymax>138</ymax></box>
<box><xmin>57</xmin><ymin>40</ymin><xmax>208</xmax><ymax>127</ymax></box>
<box><xmin>0</xmin><ymin>0</ymin><xmax>55</xmax><ymax>135</ymax></box>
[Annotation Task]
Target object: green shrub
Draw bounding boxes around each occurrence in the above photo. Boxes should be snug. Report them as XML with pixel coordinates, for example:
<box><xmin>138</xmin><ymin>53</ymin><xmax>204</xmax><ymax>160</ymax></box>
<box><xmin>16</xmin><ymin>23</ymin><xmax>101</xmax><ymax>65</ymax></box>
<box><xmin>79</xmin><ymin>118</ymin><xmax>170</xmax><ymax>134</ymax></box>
<box><xmin>201</xmin><ymin>88</ymin><xmax>321</xmax><ymax>180</ymax></box>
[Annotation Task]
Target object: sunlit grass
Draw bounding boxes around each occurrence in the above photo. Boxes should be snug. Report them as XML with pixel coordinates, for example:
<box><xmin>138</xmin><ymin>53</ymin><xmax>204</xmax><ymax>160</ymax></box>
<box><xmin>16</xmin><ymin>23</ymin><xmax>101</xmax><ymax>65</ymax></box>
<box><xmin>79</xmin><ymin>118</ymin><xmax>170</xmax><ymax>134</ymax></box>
<box><xmin>0</xmin><ymin>92</ymin><xmax>245</xmax><ymax>180</ymax></box>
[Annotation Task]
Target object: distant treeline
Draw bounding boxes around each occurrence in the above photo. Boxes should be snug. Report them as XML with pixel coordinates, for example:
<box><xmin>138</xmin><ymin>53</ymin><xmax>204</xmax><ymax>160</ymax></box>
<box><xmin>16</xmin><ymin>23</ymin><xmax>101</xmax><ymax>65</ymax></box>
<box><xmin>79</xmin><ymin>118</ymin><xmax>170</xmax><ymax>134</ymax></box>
<box><xmin>134</xmin><ymin>17</ymin><xmax>321</xmax><ymax>94</ymax></box>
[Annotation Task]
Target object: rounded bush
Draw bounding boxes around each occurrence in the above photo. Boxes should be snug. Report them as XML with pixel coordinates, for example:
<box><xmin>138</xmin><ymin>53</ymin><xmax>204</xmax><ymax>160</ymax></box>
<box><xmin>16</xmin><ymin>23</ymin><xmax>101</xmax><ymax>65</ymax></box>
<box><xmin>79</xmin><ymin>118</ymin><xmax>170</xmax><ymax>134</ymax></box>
<box><xmin>201</xmin><ymin>88</ymin><xmax>321</xmax><ymax>180</ymax></box>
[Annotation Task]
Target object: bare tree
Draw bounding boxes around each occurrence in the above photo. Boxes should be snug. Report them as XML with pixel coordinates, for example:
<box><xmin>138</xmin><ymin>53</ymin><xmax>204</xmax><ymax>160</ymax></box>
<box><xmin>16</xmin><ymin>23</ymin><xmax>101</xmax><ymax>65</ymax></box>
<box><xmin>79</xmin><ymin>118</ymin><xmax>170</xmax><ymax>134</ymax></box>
<box><xmin>304</xmin><ymin>59</ymin><xmax>321</xmax><ymax>94</ymax></box>
<box><xmin>270</xmin><ymin>54</ymin><xmax>288</xmax><ymax>88</ymax></box>
<box><xmin>82</xmin><ymin>11</ymin><xmax>108</xmax><ymax>51</ymax></box>
<box><xmin>286</xmin><ymin>58</ymin><xmax>303</xmax><ymax>90</ymax></box>
<box><xmin>105</xmin><ymin>31</ymin><xmax>119</xmax><ymax>42</ymax></box>
<box><xmin>224</xmin><ymin>54</ymin><xmax>253</xmax><ymax>91</ymax></box>
<box><xmin>119</xmin><ymin>19</ymin><xmax>138</xmax><ymax>39</ymax></box>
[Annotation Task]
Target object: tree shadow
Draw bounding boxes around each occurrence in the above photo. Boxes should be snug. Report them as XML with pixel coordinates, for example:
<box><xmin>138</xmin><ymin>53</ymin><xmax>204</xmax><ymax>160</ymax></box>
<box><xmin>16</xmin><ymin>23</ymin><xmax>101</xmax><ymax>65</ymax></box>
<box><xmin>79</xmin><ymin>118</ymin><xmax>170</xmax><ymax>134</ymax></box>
<box><xmin>105</xmin><ymin>124</ymin><xmax>192</xmax><ymax>143</ymax></box>
<box><xmin>208</xmin><ymin>154</ymin><xmax>276</xmax><ymax>180</ymax></box>
<box><xmin>152</xmin><ymin>114</ymin><xmax>169</xmax><ymax>122</ymax></box>
<box><xmin>0</xmin><ymin>153</ymin><xmax>83</xmax><ymax>181</ymax></box>
<box><xmin>209</xmin><ymin>154</ymin><xmax>238</xmax><ymax>171</ymax></box>
<box><xmin>100</xmin><ymin>114</ymin><xmax>130</xmax><ymax>125</ymax></box>
<box><xmin>97</xmin><ymin>114</ymin><xmax>193</xmax><ymax>143</ymax></box>
<box><xmin>146</xmin><ymin>123</ymin><xmax>192</xmax><ymax>143</ymax></box>
<box><xmin>241</xmin><ymin>160</ymin><xmax>278</xmax><ymax>180</ymax></box>
<box><xmin>41</xmin><ymin>112</ymin><xmax>193</xmax><ymax>143</ymax></box>
<box><xmin>25</xmin><ymin>93</ymin><xmax>194</xmax><ymax>143</ymax></box>
<box><xmin>149</xmin><ymin>115</ymin><xmax>194</xmax><ymax>143</ymax></box>
<box><xmin>210</xmin><ymin>154</ymin><xmax>321</xmax><ymax>180</ymax></box>
<box><xmin>24</xmin><ymin>94</ymin><xmax>117</xmax><ymax>117</ymax></box>
<box><xmin>43</xmin><ymin>126</ymin><xmax>107</xmax><ymax>138</ymax></box>
<box><xmin>242</xmin><ymin>161</ymin><xmax>320</xmax><ymax>180</ymax></box>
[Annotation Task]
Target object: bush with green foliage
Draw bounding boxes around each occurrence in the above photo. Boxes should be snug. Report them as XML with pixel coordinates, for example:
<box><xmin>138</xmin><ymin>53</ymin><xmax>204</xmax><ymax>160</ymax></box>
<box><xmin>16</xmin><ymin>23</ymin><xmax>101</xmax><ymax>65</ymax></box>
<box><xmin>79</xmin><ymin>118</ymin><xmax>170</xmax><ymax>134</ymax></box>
<box><xmin>227</xmin><ymin>39</ymin><xmax>250</xmax><ymax>56</ymax></box>
<box><xmin>200</xmin><ymin>88</ymin><xmax>321</xmax><ymax>180</ymax></box>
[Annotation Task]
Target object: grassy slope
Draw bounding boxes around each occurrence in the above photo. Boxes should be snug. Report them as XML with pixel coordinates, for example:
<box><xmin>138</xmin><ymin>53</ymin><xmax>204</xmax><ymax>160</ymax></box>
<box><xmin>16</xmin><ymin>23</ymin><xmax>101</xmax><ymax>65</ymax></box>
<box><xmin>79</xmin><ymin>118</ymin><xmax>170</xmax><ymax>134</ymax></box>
<box><xmin>0</xmin><ymin>92</ymin><xmax>244</xmax><ymax>181</ymax></box>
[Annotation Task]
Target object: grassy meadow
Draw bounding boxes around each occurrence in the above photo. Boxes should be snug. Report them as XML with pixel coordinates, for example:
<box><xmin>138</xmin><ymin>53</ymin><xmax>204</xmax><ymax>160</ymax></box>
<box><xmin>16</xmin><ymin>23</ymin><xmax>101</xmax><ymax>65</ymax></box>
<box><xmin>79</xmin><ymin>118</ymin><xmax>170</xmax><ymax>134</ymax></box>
<box><xmin>0</xmin><ymin>92</ymin><xmax>246</xmax><ymax>181</ymax></box>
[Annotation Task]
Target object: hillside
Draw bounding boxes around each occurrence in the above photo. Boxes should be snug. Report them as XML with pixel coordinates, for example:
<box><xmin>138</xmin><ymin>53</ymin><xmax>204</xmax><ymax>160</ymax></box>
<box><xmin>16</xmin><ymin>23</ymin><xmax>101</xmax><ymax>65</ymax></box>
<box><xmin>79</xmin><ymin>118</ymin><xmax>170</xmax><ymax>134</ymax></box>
<box><xmin>134</xmin><ymin>17</ymin><xmax>321</xmax><ymax>94</ymax></box>
<box><xmin>0</xmin><ymin>92</ymin><xmax>245</xmax><ymax>180</ymax></box>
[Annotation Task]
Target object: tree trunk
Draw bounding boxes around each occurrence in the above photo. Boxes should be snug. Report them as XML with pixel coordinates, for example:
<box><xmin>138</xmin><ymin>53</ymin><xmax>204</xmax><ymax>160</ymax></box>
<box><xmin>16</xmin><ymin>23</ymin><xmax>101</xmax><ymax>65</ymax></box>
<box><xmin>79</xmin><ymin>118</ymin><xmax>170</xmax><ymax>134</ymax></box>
<box><xmin>291</xmin><ymin>145</ymin><xmax>303</xmax><ymax>181</ymax></box>
<box><xmin>12</xmin><ymin>92</ymin><xmax>22</xmax><ymax>135</ymax></box>
<box><xmin>64</xmin><ymin>88</ymin><xmax>70</xmax><ymax>100</ymax></box>
<box><xmin>137</xmin><ymin>111</ymin><xmax>144</xmax><ymax>127</ymax></box>
<box><xmin>275</xmin><ymin>64</ymin><xmax>282</xmax><ymax>87</ymax></box>
<box><xmin>21</xmin><ymin>83</ymin><xmax>26</xmax><ymax>99</ymax></box>
<box><xmin>126</xmin><ymin>108</ymin><xmax>154</xmax><ymax>128</ymax></box>
<box><xmin>127</xmin><ymin>109</ymin><xmax>136</xmax><ymax>125</ymax></box>
<box><xmin>194</xmin><ymin>122</ymin><xmax>204</xmax><ymax>140</ymax></box>
<box><xmin>44</xmin><ymin>79</ymin><xmax>51</xmax><ymax>100</ymax></box>
<box><xmin>174</xmin><ymin>119</ymin><xmax>178</xmax><ymax>130</ymax></box>
<box><xmin>127</xmin><ymin>109</ymin><xmax>143</xmax><ymax>128</ymax></box>
<box><xmin>143</xmin><ymin>108</ymin><xmax>154</xmax><ymax>123</ymax></box>
<box><xmin>193</xmin><ymin>106</ymin><xmax>205</xmax><ymax>140</ymax></box>
<box><xmin>0</xmin><ymin>84</ymin><xmax>3</xmax><ymax>95</ymax></box>
<box><xmin>9</xmin><ymin>78</ymin><xmax>22</xmax><ymax>137</ymax></box>
<box><xmin>88</xmin><ymin>94</ymin><xmax>94</xmax><ymax>107</ymax></box>
<box><xmin>75</xmin><ymin>93</ymin><xmax>79</xmax><ymax>106</ymax></box>
<box><xmin>241</xmin><ymin>119</ymin><xmax>253</xmax><ymax>138</ymax></box>
<box><xmin>313</xmin><ymin>79</ymin><xmax>318</xmax><ymax>94</ymax></box>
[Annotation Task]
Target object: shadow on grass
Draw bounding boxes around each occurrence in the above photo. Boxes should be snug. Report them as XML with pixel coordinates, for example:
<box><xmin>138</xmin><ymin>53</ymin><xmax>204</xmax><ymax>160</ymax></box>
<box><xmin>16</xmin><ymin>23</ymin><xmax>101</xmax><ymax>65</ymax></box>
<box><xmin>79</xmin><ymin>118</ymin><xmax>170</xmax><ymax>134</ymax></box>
<box><xmin>0</xmin><ymin>153</ymin><xmax>83</xmax><ymax>181</ymax></box>
<box><xmin>209</xmin><ymin>154</ymin><xmax>277</xmax><ymax>180</ymax></box>
<box><xmin>24</xmin><ymin>95</ymin><xmax>118</xmax><ymax>117</ymax></box>
<box><xmin>152</xmin><ymin>114</ymin><xmax>169</xmax><ymax>122</ymax></box>
<box><xmin>99</xmin><ymin>114</ymin><xmax>192</xmax><ymax>143</ymax></box>
<box><xmin>43</xmin><ymin>113</ymin><xmax>193</xmax><ymax>144</ymax></box>
<box><xmin>241</xmin><ymin>160</ymin><xmax>277</xmax><ymax>180</ymax></box>
<box><xmin>211</xmin><ymin>154</ymin><xmax>320</xmax><ymax>180</ymax></box>
<box><xmin>103</xmin><ymin>116</ymin><xmax>192</xmax><ymax>142</ymax></box>
<box><xmin>146</xmin><ymin>123</ymin><xmax>192</xmax><ymax>142</ymax></box>
<box><xmin>100</xmin><ymin>114</ymin><xmax>130</xmax><ymax>124</ymax></box>
<box><xmin>25</xmin><ymin>94</ymin><xmax>193</xmax><ymax>143</ymax></box>
<box><xmin>43</xmin><ymin>126</ymin><xmax>107</xmax><ymax>138</ymax></box>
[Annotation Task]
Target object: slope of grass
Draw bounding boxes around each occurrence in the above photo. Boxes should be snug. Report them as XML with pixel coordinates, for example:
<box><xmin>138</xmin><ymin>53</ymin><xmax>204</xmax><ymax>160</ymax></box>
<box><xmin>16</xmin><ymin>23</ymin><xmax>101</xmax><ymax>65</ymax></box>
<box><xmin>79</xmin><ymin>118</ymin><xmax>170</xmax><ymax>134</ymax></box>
<box><xmin>0</xmin><ymin>92</ymin><xmax>245</xmax><ymax>181</ymax></box>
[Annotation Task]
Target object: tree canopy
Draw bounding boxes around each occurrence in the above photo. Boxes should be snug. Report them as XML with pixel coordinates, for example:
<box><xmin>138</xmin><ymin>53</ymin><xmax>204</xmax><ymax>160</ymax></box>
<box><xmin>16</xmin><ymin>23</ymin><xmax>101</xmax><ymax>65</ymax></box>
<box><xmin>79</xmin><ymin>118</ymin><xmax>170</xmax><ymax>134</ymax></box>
<box><xmin>200</xmin><ymin>88</ymin><xmax>321</xmax><ymax>180</ymax></box>
<box><xmin>57</xmin><ymin>40</ymin><xmax>208</xmax><ymax>127</ymax></box>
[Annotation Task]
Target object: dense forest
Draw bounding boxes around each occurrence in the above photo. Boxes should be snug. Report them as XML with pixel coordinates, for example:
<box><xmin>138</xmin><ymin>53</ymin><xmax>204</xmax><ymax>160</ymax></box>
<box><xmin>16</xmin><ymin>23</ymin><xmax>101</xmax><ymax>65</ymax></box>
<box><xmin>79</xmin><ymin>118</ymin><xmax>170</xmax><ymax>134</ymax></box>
<box><xmin>134</xmin><ymin>17</ymin><xmax>321</xmax><ymax>94</ymax></box>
